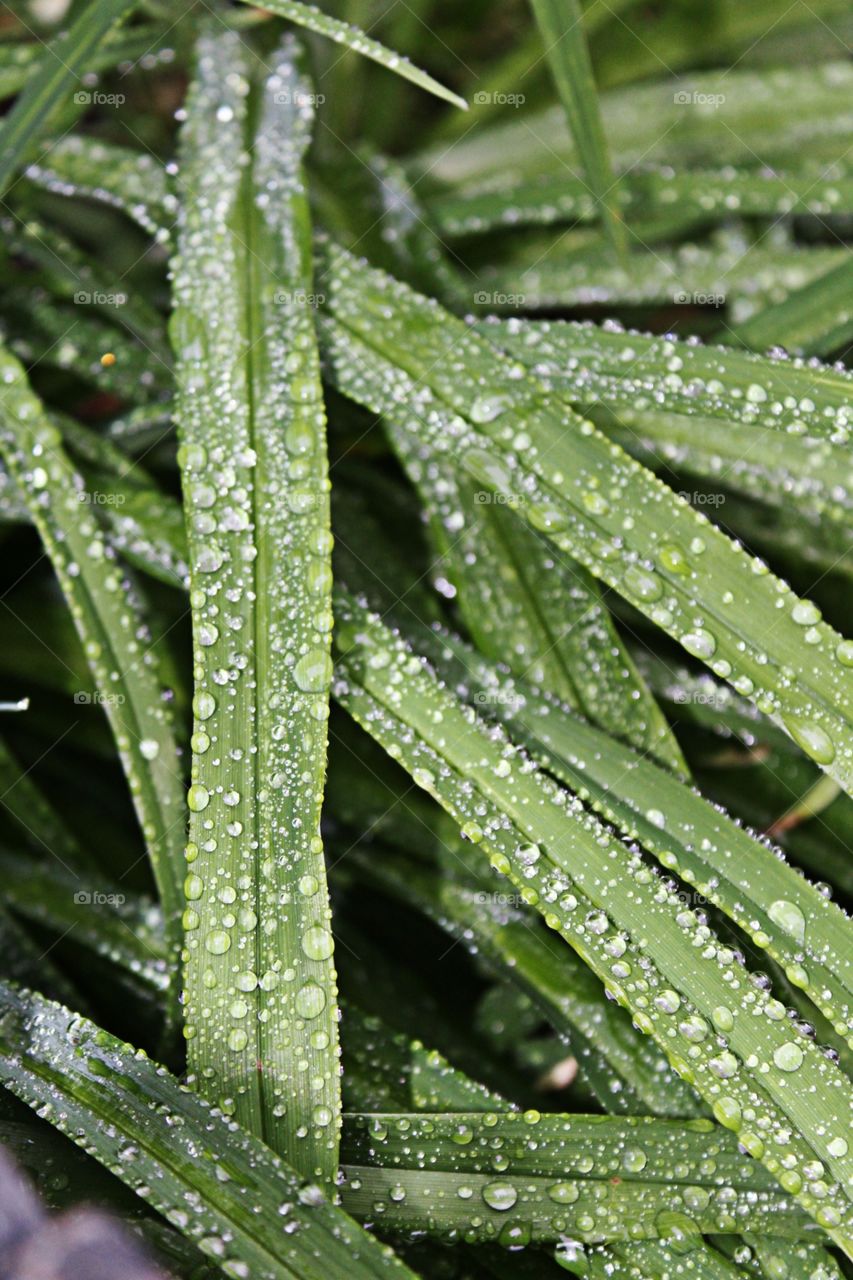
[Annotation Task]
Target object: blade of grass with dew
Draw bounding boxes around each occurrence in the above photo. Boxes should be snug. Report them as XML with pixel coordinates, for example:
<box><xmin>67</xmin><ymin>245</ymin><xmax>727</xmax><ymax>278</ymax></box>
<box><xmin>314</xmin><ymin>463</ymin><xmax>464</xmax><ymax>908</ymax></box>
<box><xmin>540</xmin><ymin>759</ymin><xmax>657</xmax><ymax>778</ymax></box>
<box><xmin>344</xmin><ymin>844</ymin><xmax>703</xmax><ymax>1118</ymax></box>
<box><xmin>332</xmin><ymin>592</ymin><xmax>853</xmax><ymax>1249</ymax></box>
<box><xmin>728</xmin><ymin>255</ymin><xmax>853</xmax><ymax>356</ymax></box>
<box><xmin>0</xmin><ymin>0</ymin><xmax>139</xmax><ymax>199</ymax></box>
<box><xmin>171</xmin><ymin>31</ymin><xmax>340</xmax><ymax>1181</ymax></box>
<box><xmin>527</xmin><ymin>0</ymin><xmax>625</xmax><ymax>257</ymax></box>
<box><xmin>25</xmin><ymin>135</ymin><xmax>178</xmax><ymax>243</ymax></box>
<box><xmin>428</xmin><ymin>163</ymin><xmax>853</xmax><ymax>238</ymax></box>
<box><xmin>376</xmin><ymin>415</ymin><xmax>685</xmax><ymax>772</ymax></box>
<box><xmin>318</xmin><ymin>245</ymin><xmax>853</xmax><ymax>793</ymax></box>
<box><xmin>235</xmin><ymin>0</ymin><xmax>466</xmax><ymax>111</ymax></box>
<box><xmin>419</xmin><ymin>61</ymin><xmax>853</xmax><ymax>187</ymax></box>
<box><xmin>0</xmin><ymin>852</ymin><xmax>169</xmax><ymax>996</ymax></box>
<box><xmin>0</xmin><ymin>342</ymin><xmax>185</xmax><ymax>989</ymax></box>
<box><xmin>0</xmin><ymin>984</ymin><xmax>416</xmax><ymax>1280</ymax></box>
<box><xmin>483</xmin><ymin>318</ymin><xmax>853</xmax><ymax>445</ymax></box>
<box><xmin>471</xmin><ymin>231</ymin><xmax>845</xmax><ymax>315</ymax></box>
<box><xmin>412</xmin><ymin>624</ymin><xmax>853</xmax><ymax>1048</ymax></box>
<box><xmin>340</xmin><ymin>1111</ymin><xmax>811</xmax><ymax>1244</ymax></box>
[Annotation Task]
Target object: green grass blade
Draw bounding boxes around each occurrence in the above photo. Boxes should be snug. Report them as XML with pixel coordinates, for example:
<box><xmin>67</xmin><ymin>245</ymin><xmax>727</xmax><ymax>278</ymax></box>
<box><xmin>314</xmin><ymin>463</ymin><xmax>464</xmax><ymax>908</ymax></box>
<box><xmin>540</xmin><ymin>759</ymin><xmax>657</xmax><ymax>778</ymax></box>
<box><xmin>0</xmin><ymin>984</ymin><xmax>415</xmax><ymax>1280</ymax></box>
<box><xmin>376</xmin><ymin>416</ymin><xmax>685</xmax><ymax>772</ymax></box>
<box><xmin>332</xmin><ymin>592</ymin><xmax>853</xmax><ymax>1250</ymax></box>
<box><xmin>25</xmin><ymin>135</ymin><xmax>178</xmax><ymax>241</ymax></box>
<box><xmin>347</xmin><ymin>845</ymin><xmax>702</xmax><ymax>1118</ymax></box>
<box><xmin>728</xmin><ymin>255</ymin><xmax>853</xmax><ymax>356</ymax></box>
<box><xmin>0</xmin><ymin>343</ymin><xmax>185</xmax><ymax>979</ymax></box>
<box><xmin>429</xmin><ymin>163</ymin><xmax>853</xmax><ymax>238</ymax></box>
<box><xmin>486</xmin><ymin>318</ymin><xmax>853</xmax><ymax>445</ymax></box>
<box><xmin>528</xmin><ymin>0</ymin><xmax>625</xmax><ymax>257</ymax></box>
<box><xmin>318</xmin><ymin>245</ymin><xmax>853</xmax><ymax>793</ymax></box>
<box><xmin>341</xmin><ymin>1111</ymin><xmax>811</xmax><ymax>1243</ymax></box>
<box><xmin>414</xmin><ymin>626</ymin><xmax>853</xmax><ymax>1047</ymax></box>
<box><xmin>0</xmin><ymin>0</ymin><xmax>138</xmax><ymax>199</ymax></box>
<box><xmin>172</xmin><ymin>31</ymin><xmax>340</xmax><ymax>1181</ymax></box>
<box><xmin>235</xmin><ymin>0</ymin><xmax>467</xmax><ymax>110</ymax></box>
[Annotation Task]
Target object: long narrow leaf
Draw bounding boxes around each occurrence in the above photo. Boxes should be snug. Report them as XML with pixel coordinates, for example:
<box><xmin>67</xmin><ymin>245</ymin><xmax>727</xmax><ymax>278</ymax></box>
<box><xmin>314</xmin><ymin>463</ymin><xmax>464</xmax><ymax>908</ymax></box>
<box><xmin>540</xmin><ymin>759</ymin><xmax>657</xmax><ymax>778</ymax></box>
<box><xmin>171</xmin><ymin>31</ymin><xmax>340</xmax><ymax>1181</ymax></box>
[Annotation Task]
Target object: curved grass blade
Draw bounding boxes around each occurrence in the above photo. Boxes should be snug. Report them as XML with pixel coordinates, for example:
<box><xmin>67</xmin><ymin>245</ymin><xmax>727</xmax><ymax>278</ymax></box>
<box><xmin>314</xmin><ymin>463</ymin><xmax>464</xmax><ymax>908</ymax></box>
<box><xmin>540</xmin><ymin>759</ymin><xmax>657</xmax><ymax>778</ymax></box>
<box><xmin>419</xmin><ymin>62</ymin><xmax>853</xmax><ymax>187</ymax></box>
<box><xmin>429</xmin><ymin>164</ymin><xmax>853</xmax><ymax>238</ymax></box>
<box><xmin>332</xmin><ymin>593</ymin><xmax>853</xmax><ymax>1250</ymax></box>
<box><xmin>25</xmin><ymin>135</ymin><xmax>178</xmax><ymax>242</ymax></box>
<box><xmin>341</xmin><ymin>1111</ymin><xmax>811</xmax><ymax>1244</ymax></box>
<box><xmin>0</xmin><ymin>984</ymin><xmax>415</xmax><ymax>1280</ymax></box>
<box><xmin>0</xmin><ymin>0</ymin><xmax>138</xmax><ymax>199</ymax></box>
<box><xmin>172</xmin><ymin>31</ymin><xmax>339</xmax><ymax>1181</ymax></box>
<box><xmin>485</xmin><ymin>318</ymin><xmax>853</xmax><ymax>446</ymax></box>
<box><xmin>728</xmin><ymin>255</ymin><xmax>853</xmax><ymax>356</ymax></box>
<box><xmin>528</xmin><ymin>0</ymin><xmax>625</xmax><ymax>257</ymax></box>
<box><xmin>0</xmin><ymin>343</ymin><xmax>185</xmax><ymax>985</ymax></box>
<box><xmin>377</xmin><ymin>417</ymin><xmax>685</xmax><ymax>772</ymax></box>
<box><xmin>347</xmin><ymin>845</ymin><xmax>702</xmax><ymax>1118</ymax></box>
<box><xmin>473</xmin><ymin>232</ymin><xmax>844</xmax><ymax>315</ymax></box>
<box><xmin>414</xmin><ymin>626</ymin><xmax>853</xmax><ymax>1050</ymax></box>
<box><xmin>235</xmin><ymin>0</ymin><xmax>466</xmax><ymax>110</ymax></box>
<box><xmin>318</xmin><ymin>245</ymin><xmax>853</xmax><ymax>794</ymax></box>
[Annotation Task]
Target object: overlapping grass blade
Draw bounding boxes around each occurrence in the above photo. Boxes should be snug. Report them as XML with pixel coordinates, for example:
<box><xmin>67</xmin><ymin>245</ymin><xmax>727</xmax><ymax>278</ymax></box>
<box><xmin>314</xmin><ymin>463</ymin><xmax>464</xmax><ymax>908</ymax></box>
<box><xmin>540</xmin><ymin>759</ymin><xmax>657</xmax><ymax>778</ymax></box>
<box><xmin>485</xmin><ymin>318</ymin><xmax>853</xmax><ymax>445</ymax></box>
<box><xmin>340</xmin><ymin>1111</ymin><xmax>811</xmax><ymax>1243</ymax></box>
<box><xmin>0</xmin><ymin>342</ymin><xmax>185</xmax><ymax>982</ymax></box>
<box><xmin>236</xmin><ymin>0</ymin><xmax>466</xmax><ymax>110</ymax></box>
<box><xmin>0</xmin><ymin>0</ymin><xmax>138</xmax><ymax>198</ymax></box>
<box><xmin>527</xmin><ymin>0</ymin><xmax>625</xmax><ymax>257</ymax></box>
<box><xmin>375</xmin><ymin>415</ymin><xmax>684</xmax><ymax>771</ymax></box>
<box><xmin>332</xmin><ymin>591</ymin><xmax>853</xmax><ymax>1250</ymax></box>
<box><xmin>346</xmin><ymin>845</ymin><xmax>702</xmax><ymax>1118</ymax></box>
<box><xmin>172</xmin><ymin>31</ymin><xmax>339</xmax><ymax>1181</ymax></box>
<box><xmin>25</xmin><ymin>135</ymin><xmax>178</xmax><ymax>241</ymax></box>
<box><xmin>0</xmin><ymin>984</ymin><xmax>415</xmax><ymax>1280</ymax></box>
<box><xmin>728</xmin><ymin>256</ymin><xmax>853</xmax><ymax>356</ymax></box>
<box><xmin>318</xmin><ymin>245</ymin><xmax>853</xmax><ymax>793</ymax></box>
<box><xmin>412</xmin><ymin>625</ymin><xmax>853</xmax><ymax>1046</ymax></box>
<box><xmin>429</xmin><ymin>163</ymin><xmax>853</xmax><ymax>238</ymax></box>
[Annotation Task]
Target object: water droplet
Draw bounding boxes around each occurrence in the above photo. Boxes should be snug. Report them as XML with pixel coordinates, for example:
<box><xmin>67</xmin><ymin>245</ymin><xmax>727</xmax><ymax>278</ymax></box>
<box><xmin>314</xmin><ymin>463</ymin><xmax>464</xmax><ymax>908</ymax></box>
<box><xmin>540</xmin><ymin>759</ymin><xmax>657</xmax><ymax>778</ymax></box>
<box><xmin>767</xmin><ymin>899</ymin><xmax>806</xmax><ymax>945</ymax></box>
<box><xmin>301</xmin><ymin>926</ymin><xmax>334</xmax><ymax>960</ymax></box>
<box><xmin>482</xmin><ymin>1181</ymin><xmax>518</xmax><ymax>1211</ymax></box>
<box><xmin>773</xmin><ymin>1042</ymin><xmax>803</xmax><ymax>1072</ymax></box>
<box><xmin>205</xmin><ymin>930</ymin><xmax>231</xmax><ymax>955</ymax></box>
